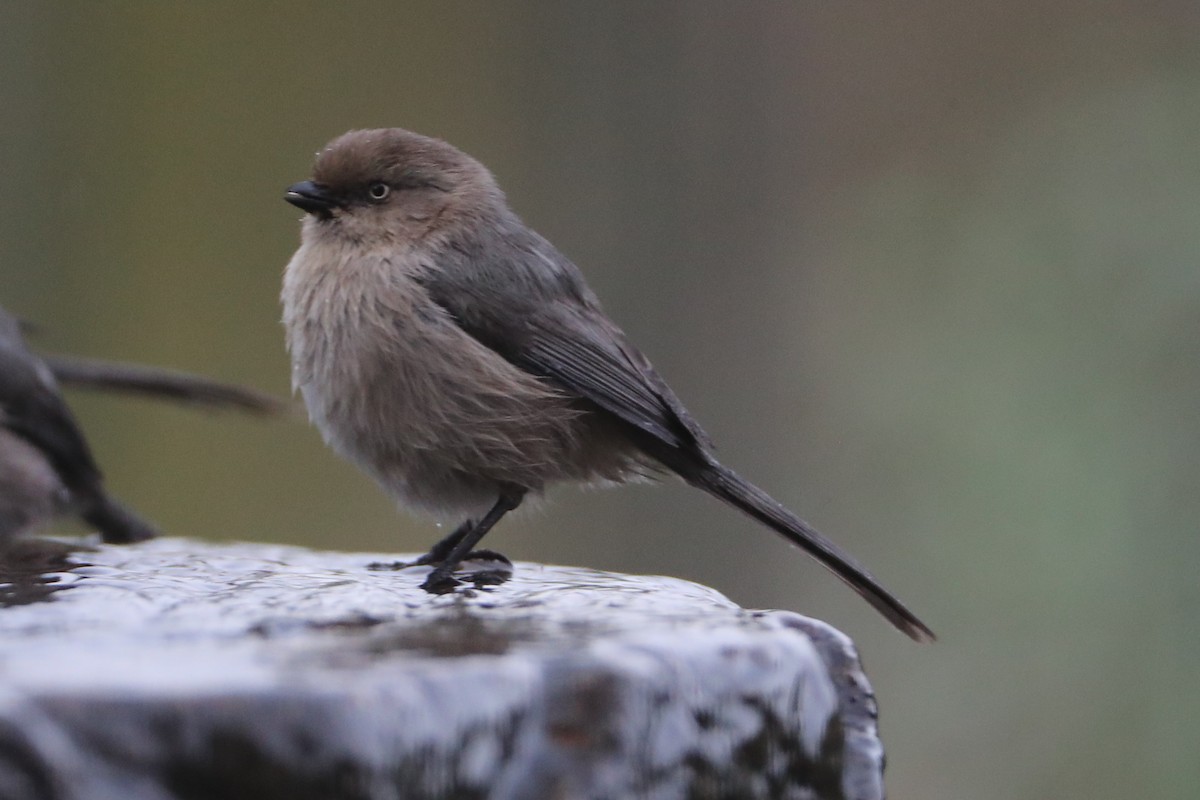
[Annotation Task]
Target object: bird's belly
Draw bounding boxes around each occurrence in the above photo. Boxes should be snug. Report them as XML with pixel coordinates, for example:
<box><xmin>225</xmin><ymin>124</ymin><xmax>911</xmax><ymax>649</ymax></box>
<box><xmin>0</xmin><ymin>429</ymin><xmax>67</xmax><ymax>539</ymax></box>
<box><xmin>293</xmin><ymin>310</ymin><xmax>602</xmax><ymax>517</ymax></box>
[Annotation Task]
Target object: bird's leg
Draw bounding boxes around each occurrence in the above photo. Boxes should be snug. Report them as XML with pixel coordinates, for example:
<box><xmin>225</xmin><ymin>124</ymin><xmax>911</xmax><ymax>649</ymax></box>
<box><xmin>367</xmin><ymin>516</ymin><xmax>510</xmax><ymax>573</ymax></box>
<box><xmin>409</xmin><ymin>519</ymin><xmax>476</xmax><ymax>566</ymax></box>
<box><xmin>420</xmin><ymin>487</ymin><xmax>526</xmax><ymax>594</ymax></box>
<box><xmin>366</xmin><ymin>521</ymin><xmax>474</xmax><ymax>571</ymax></box>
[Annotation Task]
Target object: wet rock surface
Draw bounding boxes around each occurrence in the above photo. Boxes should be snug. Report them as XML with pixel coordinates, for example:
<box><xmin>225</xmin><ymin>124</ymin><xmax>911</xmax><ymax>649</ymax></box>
<box><xmin>0</xmin><ymin>538</ymin><xmax>886</xmax><ymax>800</ymax></box>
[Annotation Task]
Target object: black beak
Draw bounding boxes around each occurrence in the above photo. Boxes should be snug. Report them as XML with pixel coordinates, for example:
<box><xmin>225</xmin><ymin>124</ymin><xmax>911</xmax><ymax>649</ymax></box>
<box><xmin>285</xmin><ymin>181</ymin><xmax>337</xmax><ymax>217</ymax></box>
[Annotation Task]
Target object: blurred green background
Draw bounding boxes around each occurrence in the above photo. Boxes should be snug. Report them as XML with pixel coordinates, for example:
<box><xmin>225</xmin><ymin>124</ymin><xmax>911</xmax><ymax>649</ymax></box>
<box><xmin>3</xmin><ymin>2</ymin><xmax>1198</xmax><ymax>797</ymax></box>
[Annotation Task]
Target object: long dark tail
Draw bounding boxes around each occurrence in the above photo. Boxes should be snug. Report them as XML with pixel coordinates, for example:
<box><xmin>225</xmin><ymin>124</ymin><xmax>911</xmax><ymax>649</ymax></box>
<box><xmin>45</xmin><ymin>356</ymin><xmax>291</xmax><ymax>416</ymax></box>
<box><xmin>679</xmin><ymin>457</ymin><xmax>934</xmax><ymax>642</ymax></box>
<box><xmin>81</xmin><ymin>494</ymin><xmax>159</xmax><ymax>544</ymax></box>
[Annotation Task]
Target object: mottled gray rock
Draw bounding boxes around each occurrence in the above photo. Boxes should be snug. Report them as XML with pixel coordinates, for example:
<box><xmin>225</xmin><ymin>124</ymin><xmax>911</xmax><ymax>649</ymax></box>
<box><xmin>0</xmin><ymin>538</ymin><xmax>886</xmax><ymax>800</ymax></box>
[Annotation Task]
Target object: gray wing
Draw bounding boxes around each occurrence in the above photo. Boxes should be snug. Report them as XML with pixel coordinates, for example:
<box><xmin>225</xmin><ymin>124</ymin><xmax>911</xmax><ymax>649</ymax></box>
<box><xmin>418</xmin><ymin>226</ymin><xmax>712</xmax><ymax>456</ymax></box>
<box><xmin>520</xmin><ymin>309</ymin><xmax>711</xmax><ymax>451</ymax></box>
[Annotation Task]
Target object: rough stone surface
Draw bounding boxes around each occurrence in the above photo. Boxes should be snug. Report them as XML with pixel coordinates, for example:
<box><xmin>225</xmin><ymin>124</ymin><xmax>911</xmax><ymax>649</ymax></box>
<box><xmin>0</xmin><ymin>538</ymin><xmax>886</xmax><ymax>800</ymax></box>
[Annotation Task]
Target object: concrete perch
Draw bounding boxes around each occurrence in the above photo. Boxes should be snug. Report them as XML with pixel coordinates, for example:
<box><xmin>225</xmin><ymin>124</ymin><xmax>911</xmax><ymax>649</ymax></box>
<box><xmin>0</xmin><ymin>539</ymin><xmax>888</xmax><ymax>800</ymax></box>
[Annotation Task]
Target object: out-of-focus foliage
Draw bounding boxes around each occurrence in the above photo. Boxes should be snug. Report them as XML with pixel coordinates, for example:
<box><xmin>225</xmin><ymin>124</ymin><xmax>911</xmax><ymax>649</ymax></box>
<box><xmin>1</xmin><ymin>3</ymin><xmax>1197</xmax><ymax>797</ymax></box>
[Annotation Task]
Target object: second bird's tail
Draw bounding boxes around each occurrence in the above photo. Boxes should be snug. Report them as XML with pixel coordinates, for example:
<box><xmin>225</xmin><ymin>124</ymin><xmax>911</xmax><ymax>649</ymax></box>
<box><xmin>82</xmin><ymin>494</ymin><xmax>159</xmax><ymax>544</ymax></box>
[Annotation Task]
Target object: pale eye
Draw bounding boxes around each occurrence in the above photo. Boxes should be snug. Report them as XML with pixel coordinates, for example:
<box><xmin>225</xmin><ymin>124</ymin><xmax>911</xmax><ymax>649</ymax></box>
<box><xmin>367</xmin><ymin>182</ymin><xmax>390</xmax><ymax>202</ymax></box>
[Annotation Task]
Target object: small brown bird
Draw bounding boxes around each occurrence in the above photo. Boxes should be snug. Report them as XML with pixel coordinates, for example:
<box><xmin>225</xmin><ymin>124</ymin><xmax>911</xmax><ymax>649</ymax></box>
<box><xmin>0</xmin><ymin>308</ymin><xmax>157</xmax><ymax>545</ymax></box>
<box><xmin>283</xmin><ymin>128</ymin><xmax>934</xmax><ymax>641</ymax></box>
<box><xmin>0</xmin><ymin>304</ymin><xmax>292</xmax><ymax>545</ymax></box>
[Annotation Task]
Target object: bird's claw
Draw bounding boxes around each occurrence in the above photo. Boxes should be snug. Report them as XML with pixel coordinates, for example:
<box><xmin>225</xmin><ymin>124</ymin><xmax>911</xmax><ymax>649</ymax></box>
<box><xmin>417</xmin><ymin>549</ymin><xmax>514</xmax><ymax>594</ymax></box>
<box><xmin>420</xmin><ymin>572</ymin><xmax>463</xmax><ymax>594</ymax></box>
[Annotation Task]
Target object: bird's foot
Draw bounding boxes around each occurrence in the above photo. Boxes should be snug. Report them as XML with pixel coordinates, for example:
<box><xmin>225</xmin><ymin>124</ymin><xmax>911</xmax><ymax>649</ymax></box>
<box><xmin>367</xmin><ymin>548</ymin><xmax>455</xmax><ymax>571</ymax></box>
<box><xmin>420</xmin><ymin>570</ymin><xmax>462</xmax><ymax>594</ymax></box>
<box><xmin>367</xmin><ymin>543</ymin><xmax>474</xmax><ymax>572</ymax></box>
<box><xmin>418</xmin><ymin>549</ymin><xmax>513</xmax><ymax>594</ymax></box>
<box><xmin>459</xmin><ymin>549</ymin><xmax>513</xmax><ymax>587</ymax></box>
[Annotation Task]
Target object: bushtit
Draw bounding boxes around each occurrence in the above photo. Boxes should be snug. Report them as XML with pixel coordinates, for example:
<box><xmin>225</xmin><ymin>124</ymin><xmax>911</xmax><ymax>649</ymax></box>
<box><xmin>0</xmin><ymin>307</ymin><xmax>156</xmax><ymax>544</ymax></box>
<box><xmin>283</xmin><ymin>128</ymin><xmax>934</xmax><ymax>641</ymax></box>
<box><xmin>0</xmin><ymin>305</ymin><xmax>290</xmax><ymax>545</ymax></box>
